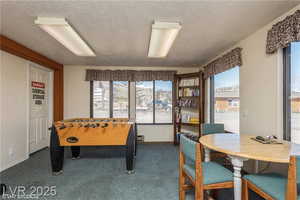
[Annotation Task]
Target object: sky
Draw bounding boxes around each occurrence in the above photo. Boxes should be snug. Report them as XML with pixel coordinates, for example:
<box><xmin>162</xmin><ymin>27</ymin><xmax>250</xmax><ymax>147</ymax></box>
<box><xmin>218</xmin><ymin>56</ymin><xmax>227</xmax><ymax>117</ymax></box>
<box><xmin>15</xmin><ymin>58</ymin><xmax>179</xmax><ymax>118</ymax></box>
<box><xmin>215</xmin><ymin>67</ymin><xmax>239</xmax><ymax>89</ymax></box>
<box><xmin>291</xmin><ymin>42</ymin><xmax>300</xmax><ymax>91</ymax></box>
<box><xmin>136</xmin><ymin>81</ymin><xmax>172</xmax><ymax>91</ymax></box>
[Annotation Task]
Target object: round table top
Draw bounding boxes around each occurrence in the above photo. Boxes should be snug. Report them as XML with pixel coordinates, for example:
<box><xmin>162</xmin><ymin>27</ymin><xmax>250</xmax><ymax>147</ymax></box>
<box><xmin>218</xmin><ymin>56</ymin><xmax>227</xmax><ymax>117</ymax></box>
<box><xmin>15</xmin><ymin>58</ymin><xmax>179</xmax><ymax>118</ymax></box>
<box><xmin>199</xmin><ymin>133</ymin><xmax>300</xmax><ymax>163</ymax></box>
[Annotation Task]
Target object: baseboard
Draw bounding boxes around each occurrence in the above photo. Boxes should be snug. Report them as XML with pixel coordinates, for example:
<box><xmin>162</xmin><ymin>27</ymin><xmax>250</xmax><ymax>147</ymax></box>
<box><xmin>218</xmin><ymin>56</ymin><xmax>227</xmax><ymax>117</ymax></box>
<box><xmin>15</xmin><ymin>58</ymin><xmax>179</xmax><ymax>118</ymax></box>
<box><xmin>29</xmin><ymin>147</ymin><xmax>48</xmax><ymax>156</ymax></box>
<box><xmin>0</xmin><ymin>156</ymin><xmax>28</xmax><ymax>173</ymax></box>
<box><xmin>142</xmin><ymin>141</ymin><xmax>174</xmax><ymax>144</ymax></box>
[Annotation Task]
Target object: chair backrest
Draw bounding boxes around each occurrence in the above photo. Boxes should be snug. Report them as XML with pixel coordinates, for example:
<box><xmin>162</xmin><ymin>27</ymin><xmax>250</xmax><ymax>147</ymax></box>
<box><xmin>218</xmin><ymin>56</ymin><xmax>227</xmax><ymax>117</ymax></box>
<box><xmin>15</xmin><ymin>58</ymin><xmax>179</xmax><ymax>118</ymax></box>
<box><xmin>180</xmin><ymin>134</ymin><xmax>197</xmax><ymax>162</ymax></box>
<box><xmin>201</xmin><ymin>123</ymin><xmax>225</xmax><ymax>135</ymax></box>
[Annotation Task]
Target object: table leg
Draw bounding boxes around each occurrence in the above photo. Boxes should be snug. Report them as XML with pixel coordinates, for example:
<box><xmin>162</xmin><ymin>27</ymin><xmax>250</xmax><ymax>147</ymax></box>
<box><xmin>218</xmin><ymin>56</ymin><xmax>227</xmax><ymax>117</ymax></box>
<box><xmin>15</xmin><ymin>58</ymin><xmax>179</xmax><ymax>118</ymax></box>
<box><xmin>71</xmin><ymin>146</ymin><xmax>80</xmax><ymax>159</ymax></box>
<box><xmin>228</xmin><ymin>156</ymin><xmax>248</xmax><ymax>200</ymax></box>
<box><xmin>126</xmin><ymin>127</ymin><xmax>135</xmax><ymax>174</ymax></box>
<box><xmin>50</xmin><ymin>126</ymin><xmax>64</xmax><ymax>175</ymax></box>
<box><xmin>204</xmin><ymin>148</ymin><xmax>211</xmax><ymax>162</ymax></box>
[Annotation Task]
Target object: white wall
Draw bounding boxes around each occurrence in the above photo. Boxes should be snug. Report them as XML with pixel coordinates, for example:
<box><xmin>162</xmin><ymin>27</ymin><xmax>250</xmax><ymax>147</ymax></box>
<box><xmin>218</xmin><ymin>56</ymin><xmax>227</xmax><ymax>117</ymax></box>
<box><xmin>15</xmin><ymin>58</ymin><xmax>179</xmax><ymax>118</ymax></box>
<box><xmin>64</xmin><ymin>65</ymin><xmax>199</xmax><ymax>142</ymax></box>
<box><xmin>0</xmin><ymin>50</ymin><xmax>29</xmax><ymax>172</ymax></box>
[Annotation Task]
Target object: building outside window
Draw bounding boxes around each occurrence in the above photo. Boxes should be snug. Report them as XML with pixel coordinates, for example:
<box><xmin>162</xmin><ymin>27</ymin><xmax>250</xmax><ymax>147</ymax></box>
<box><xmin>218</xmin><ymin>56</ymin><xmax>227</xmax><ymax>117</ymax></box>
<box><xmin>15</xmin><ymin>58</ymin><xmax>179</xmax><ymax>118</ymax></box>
<box><xmin>284</xmin><ymin>42</ymin><xmax>300</xmax><ymax>144</ymax></box>
<box><xmin>113</xmin><ymin>81</ymin><xmax>129</xmax><ymax>118</ymax></box>
<box><xmin>92</xmin><ymin>81</ymin><xmax>129</xmax><ymax>118</ymax></box>
<box><xmin>154</xmin><ymin>81</ymin><xmax>173</xmax><ymax>123</ymax></box>
<box><xmin>92</xmin><ymin>80</ymin><xmax>173</xmax><ymax>124</ymax></box>
<box><xmin>136</xmin><ymin>81</ymin><xmax>154</xmax><ymax>123</ymax></box>
<box><xmin>93</xmin><ymin>81</ymin><xmax>110</xmax><ymax>118</ymax></box>
<box><xmin>211</xmin><ymin>67</ymin><xmax>240</xmax><ymax>133</ymax></box>
<box><xmin>136</xmin><ymin>81</ymin><xmax>173</xmax><ymax>124</ymax></box>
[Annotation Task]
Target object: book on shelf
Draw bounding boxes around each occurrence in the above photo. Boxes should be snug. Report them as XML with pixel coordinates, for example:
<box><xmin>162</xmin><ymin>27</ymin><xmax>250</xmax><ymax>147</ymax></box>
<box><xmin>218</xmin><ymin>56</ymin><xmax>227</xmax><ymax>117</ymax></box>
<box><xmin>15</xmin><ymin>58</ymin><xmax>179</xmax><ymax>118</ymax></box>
<box><xmin>179</xmin><ymin>88</ymin><xmax>199</xmax><ymax>97</ymax></box>
<box><xmin>177</xmin><ymin>98</ymin><xmax>198</xmax><ymax>108</ymax></box>
<box><xmin>179</xmin><ymin>78</ymin><xmax>199</xmax><ymax>87</ymax></box>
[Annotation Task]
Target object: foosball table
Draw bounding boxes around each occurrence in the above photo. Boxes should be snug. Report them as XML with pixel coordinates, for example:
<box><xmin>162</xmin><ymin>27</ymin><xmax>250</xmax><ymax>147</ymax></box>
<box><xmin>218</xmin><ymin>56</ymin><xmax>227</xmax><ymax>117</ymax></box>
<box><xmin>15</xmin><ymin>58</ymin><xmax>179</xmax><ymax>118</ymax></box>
<box><xmin>50</xmin><ymin>118</ymin><xmax>137</xmax><ymax>175</ymax></box>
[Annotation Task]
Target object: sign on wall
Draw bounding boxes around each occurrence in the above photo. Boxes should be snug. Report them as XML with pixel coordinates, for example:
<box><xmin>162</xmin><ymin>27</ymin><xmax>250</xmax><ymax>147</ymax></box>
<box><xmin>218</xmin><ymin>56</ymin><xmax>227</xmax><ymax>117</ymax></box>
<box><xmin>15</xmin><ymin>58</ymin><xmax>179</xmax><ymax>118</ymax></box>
<box><xmin>32</xmin><ymin>81</ymin><xmax>45</xmax><ymax>105</ymax></box>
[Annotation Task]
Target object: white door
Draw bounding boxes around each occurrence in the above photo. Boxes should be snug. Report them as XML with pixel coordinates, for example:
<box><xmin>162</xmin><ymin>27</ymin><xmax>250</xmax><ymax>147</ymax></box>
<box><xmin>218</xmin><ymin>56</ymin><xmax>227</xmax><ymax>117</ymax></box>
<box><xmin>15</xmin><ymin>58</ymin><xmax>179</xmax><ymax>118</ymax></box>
<box><xmin>29</xmin><ymin>65</ymin><xmax>51</xmax><ymax>154</ymax></box>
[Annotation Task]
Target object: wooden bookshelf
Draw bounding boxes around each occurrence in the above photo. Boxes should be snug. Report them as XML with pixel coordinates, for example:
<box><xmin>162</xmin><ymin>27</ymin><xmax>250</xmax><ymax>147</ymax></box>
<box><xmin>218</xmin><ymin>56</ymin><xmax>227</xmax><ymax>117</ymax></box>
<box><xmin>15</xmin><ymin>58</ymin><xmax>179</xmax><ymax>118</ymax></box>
<box><xmin>173</xmin><ymin>72</ymin><xmax>205</xmax><ymax>145</ymax></box>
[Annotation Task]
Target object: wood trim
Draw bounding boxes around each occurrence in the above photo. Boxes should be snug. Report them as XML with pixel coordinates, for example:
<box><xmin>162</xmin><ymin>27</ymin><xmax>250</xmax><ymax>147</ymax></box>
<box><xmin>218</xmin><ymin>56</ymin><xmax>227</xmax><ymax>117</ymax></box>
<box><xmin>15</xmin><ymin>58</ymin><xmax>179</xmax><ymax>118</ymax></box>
<box><xmin>242</xmin><ymin>179</ymin><xmax>249</xmax><ymax>200</ymax></box>
<box><xmin>53</xmin><ymin>69</ymin><xmax>64</xmax><ymax>121</ymax></box>
<box><xmin>245</xmin><ymin>180</ymin><xmax>274</xmax><ymax>200</ymax></box>
<box><xmin>0</xmin><ymin>35</ymin><xmax>62</xmax><ymax>70</ymax></box>
<box><xmin>195</xmin><ymin>142</ymin><xmax>204</xmax><ymax>200</ymax></box>
<box><xmin>179</xmin><ymin>150</ymin><xmax>186</xmax><ymax>200</ymax></box>
<box><xmin>203</xmin><ymin>181</ymin><xmax>233</xmax><ymax>190</ymax></box>
<box><xmin>286</xmin><ymin>156</ymin><xmax>297</xmax><ymax>200</ymax></box>
<box><xmin>0</xmin><ymin>35</ymin><xmax>63</xmax><ymax>121</ymax></box>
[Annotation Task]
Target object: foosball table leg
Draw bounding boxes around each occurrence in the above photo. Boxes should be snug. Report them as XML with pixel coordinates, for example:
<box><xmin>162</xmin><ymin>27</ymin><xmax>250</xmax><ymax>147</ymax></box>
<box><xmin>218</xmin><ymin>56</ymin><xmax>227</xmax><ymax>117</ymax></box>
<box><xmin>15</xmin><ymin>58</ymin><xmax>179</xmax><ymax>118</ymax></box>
<box><xmin>50</xmin><ymin>125</ymin><xmax>65</xmax><ymax>175</ymax></box>
<box><xmin>134</xmin><ymin>123</ymin><xmax>138</xmax><ymax>156</ymax></box>
<box><xmin>126</xmin><ymin>150</ymin><xmax>135</xmax><ymax>174</ymax></box>
<box><xmin>126</xmin><ymin>127</ymin><xmax>135</xmax><ymax>174</ymax></box>
<box><xmin>71</xmin><ymin>146</ymin><xmax>81</xmax><ymax>159</ymax></box>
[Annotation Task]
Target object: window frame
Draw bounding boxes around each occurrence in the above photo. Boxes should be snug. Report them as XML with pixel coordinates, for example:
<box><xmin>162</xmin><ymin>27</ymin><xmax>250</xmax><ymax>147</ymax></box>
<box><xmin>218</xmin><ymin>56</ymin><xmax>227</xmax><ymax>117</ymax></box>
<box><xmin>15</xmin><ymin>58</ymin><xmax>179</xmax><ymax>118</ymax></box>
<box><xmin>209</xmin><ymin>67</ymin><xmax>240</xmax><ymax>133</ymax></box>
<box><xmin>135</xmin><ymin>80</ymin><xmax>173</xmax><ymax>125</ymax></box>
<box><xmin>209</xmin><ymin>76</ymin><xmax>215</xmax><ymax>124</ymax></box>
<box><xmin>90</xmin><ymin>81</ymin><xmax>130</xmax><ymax>118</ymax></box>
<box><xmin>283</xmin><ymin>44</ymin><xmax>292</xmax><ymax>141</ymax></box>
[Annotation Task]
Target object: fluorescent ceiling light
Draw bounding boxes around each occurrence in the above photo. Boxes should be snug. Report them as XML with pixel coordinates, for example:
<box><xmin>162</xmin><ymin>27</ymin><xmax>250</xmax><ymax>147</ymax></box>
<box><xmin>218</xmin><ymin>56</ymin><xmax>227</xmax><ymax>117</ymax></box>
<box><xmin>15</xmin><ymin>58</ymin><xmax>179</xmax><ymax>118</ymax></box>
<box><xmin>35</xmin><ymin>17</ymin><xmax>95</xmax><ymax>56</ymax></box>
<box><xmin>148</xmin><ymin>21</ymin><xmax>182</xmax><ymax>58</ymax></box>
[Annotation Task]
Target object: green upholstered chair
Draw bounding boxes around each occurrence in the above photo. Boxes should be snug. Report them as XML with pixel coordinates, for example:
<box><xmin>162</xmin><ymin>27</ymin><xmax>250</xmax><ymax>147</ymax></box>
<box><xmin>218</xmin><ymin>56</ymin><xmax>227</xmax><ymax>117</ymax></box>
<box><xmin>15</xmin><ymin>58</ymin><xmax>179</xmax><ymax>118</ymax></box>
<box><xmin>179</xmin><ymin>134</ymin><xmax>234</xmax><ymax>200</ymax></box>
<box><xmin>201</xmin><ymin>123</ymin><xmax>225</xmax><ymax>135</ymax></box>
<box><xmin>201</xmin><ymin>123</ymin><xmax>229</xmax><ymax>162</ymax></box>
<box><xmin>243</xmin><ymin>156</ymin><xmax>299</xmax><ymax>200</ymax></box>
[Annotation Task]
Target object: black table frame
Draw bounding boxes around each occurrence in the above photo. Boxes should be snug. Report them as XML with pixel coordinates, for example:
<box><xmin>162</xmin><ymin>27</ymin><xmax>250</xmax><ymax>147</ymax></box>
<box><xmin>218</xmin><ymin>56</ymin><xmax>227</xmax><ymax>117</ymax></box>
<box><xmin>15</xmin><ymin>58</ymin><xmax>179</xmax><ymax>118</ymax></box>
<box><xmin>50</xmin><ymin>123</ymin><xmax>137</xmax><ymax>174</ymax></box>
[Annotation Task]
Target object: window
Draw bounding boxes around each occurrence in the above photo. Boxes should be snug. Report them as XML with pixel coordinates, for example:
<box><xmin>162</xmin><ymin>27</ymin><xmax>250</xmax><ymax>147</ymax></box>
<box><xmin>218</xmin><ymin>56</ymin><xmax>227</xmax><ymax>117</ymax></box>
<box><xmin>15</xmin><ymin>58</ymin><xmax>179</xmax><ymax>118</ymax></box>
<box><xmin>136</xmin><ymin>81</ymin><xmax>153</xmax><ymax>123</ymax></box>
<box><xmin>136</xmin><ymin>81</ymin><xmax>173</xmax><ymax>124</ymax></box>
<box><xmin>113</xmin><ymin>81</ymin><xmax>129</xmax><ymax>118</ymax></box>
<box><xmin>91</xmin><ymin>81</ymin><xmax>129</xmax><ymax>118</ymax></box>
<box><xmin>155</xmin><ymin>81</ymin><xmax>173</xmax><ymax>123</ymax></box>
<box><xmin>210</xmin><ymin>67</ymin><xmax>240</xmax><ymax>133</ymax></box>
<box><xmin>92</xmin><ymin>81</ymin><xmax>110</xmax><ymax>118</ymax></box>
<box><xmin>284</xmin><ymin>42</ymin><xmax>300</xmax><ymax>144</ymax></box>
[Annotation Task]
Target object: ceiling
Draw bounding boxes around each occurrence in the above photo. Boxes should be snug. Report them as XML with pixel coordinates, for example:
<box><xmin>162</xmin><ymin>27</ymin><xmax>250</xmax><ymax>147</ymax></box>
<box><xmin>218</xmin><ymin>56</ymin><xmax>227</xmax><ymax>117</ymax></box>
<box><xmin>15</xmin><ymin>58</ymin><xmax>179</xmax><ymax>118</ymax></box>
<box><xmin>1</xmin><ymin>0</ymin><xmax>299</xmax><ymax>67</ymax></box>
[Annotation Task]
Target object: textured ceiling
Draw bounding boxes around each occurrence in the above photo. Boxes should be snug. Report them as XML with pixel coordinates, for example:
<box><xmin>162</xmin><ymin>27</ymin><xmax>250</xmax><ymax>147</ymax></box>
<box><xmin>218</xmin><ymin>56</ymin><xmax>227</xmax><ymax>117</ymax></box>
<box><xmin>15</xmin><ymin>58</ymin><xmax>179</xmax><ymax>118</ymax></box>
<box><xmin>0</xmin><ymin>0</ymin><xmax>299</xmax><ymax>67</ymax></box>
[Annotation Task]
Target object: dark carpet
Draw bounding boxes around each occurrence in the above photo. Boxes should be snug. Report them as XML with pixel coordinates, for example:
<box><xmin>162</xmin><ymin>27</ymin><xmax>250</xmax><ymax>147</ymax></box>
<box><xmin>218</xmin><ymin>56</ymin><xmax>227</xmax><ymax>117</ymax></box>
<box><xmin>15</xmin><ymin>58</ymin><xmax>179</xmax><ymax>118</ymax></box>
<box><xmin>0</xmin><ymin>144</ymin><xmax>263</xmax><ymax>200</ymax></box>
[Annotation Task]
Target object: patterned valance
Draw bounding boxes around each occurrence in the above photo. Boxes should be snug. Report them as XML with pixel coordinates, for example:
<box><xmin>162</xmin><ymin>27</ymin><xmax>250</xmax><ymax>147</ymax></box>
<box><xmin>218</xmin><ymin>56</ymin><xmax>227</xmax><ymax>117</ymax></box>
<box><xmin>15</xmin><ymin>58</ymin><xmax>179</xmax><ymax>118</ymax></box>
<box><xmin>203</xmin><ymin>47</ymin><xmax>242</xmax><ymax>79</ymax></box>
<box><xmin>85</xmin><ymin>69</ymin><xmax>177</xmax><ymax>81</ymax></box>
<box><xmin>266</xmin><ymin>10</ymin><xmax>300</xmax><ymax>54</ymax></box>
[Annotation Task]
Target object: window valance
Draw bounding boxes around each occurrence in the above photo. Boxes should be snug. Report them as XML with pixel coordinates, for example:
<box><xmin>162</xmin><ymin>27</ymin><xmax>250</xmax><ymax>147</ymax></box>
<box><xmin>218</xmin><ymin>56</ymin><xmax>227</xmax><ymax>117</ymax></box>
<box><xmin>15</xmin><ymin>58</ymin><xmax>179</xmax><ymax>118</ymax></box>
<box><xmin>203</xmin><ymin>47</ymin><xmax>242</xmax><ymax>79</ymax></box>
<box><xmin>266</xmin><ymin>10</ymin><xmax>300</xmax><ymax>54</ymax></box>
<box><xmin>85</xmin><ymin>69</ymin><xmax>177</xmax><ymax>81</ymax></box>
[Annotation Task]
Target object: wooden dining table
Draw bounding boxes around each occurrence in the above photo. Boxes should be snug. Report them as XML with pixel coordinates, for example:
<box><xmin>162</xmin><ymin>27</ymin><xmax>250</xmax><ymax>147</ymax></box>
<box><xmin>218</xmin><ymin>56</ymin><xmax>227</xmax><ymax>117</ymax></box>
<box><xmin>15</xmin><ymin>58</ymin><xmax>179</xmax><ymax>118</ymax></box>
<box><xmin>199</xmin><ymin>133</ymin><xmax>300</xmax><ymax>200</ymax></box>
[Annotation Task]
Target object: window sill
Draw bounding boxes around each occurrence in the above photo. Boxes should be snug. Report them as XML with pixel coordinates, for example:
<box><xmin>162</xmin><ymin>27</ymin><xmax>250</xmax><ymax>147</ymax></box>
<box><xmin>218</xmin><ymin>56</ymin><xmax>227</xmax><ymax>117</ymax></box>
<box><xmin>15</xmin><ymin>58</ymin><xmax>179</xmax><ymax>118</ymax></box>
<box><xmin>136</xmin><ymin>123</ymin><xmax>173</xmax><ymax>125</ymax></box>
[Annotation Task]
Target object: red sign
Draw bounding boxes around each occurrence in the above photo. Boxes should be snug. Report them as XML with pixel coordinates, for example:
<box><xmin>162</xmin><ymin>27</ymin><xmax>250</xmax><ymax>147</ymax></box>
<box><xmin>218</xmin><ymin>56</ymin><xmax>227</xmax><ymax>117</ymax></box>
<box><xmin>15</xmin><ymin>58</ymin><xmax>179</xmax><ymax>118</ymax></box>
<box><xmin>32</xmin><ymin>81</ymin><xmax>45</xmax><ymax>88</ymax></box>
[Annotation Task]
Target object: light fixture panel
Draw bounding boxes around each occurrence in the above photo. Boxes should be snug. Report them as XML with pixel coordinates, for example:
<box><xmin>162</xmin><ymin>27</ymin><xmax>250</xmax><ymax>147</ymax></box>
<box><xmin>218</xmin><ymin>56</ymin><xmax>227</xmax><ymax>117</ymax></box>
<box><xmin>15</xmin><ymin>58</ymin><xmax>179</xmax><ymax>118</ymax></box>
<box><xmin>148</xmin><ymin>21</ymin><xmax>182</xmax><ymax>58</ymax></box>
<box><xmin>35</xmin><ymin>17</ymin><xmax>95</xmax><ymax>57</ymax></box>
